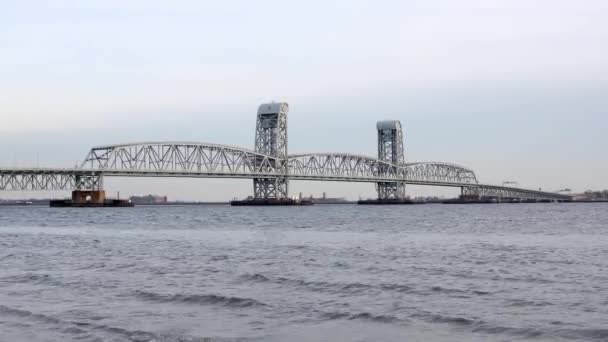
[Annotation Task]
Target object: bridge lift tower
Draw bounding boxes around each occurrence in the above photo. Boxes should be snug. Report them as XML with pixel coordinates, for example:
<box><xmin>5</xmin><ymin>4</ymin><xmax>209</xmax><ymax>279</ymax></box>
<box><xmin>253</xmin><ymin>102</ymin><xmax>289</xmax><ymax>200</ymax></box>
<box><xmin>376</xmin><ymin>120</ymin><xmax>406</xmax><ymax>200</ymax></box>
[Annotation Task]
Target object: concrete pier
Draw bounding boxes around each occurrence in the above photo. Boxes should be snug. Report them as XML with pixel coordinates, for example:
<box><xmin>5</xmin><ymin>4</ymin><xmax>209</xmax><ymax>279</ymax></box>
<box><xmin>50</xmin><ymin>190</ymin><xmax>133</xmax><ymax>207</ymax></box>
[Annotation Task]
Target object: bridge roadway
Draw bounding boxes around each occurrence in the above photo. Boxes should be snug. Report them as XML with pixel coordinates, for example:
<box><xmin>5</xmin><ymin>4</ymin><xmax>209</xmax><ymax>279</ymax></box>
<box><xmin>0</xmin><ymin>141</ymin><xmax>571</xmax><ymax>201</ymax></box>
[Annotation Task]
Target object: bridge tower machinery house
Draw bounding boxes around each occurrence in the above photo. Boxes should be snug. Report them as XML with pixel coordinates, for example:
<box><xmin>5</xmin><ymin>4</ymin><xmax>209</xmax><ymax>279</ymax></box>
<box><xmin>376</xmin><ymin>120</ymin><xmax>406</xmax><ymax>200</ymax></box>
<box><xmin>253</xmin><ymin>102</ymin><xmax>289</xmax><ymax>199</ymax></box>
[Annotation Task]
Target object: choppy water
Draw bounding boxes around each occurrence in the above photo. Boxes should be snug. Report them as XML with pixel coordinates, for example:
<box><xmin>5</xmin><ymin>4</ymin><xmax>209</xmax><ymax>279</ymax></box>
<box><xmin>0</xmin><ymin>203</ymin><xmax>607</xmax><ymax>342</ymax></box>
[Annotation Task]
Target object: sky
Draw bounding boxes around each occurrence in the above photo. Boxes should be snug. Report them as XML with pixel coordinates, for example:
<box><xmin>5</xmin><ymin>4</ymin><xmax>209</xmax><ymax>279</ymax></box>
<box><xmin>1</xmin><ymin>0</ymin><xmax>607</xmax><ymax>200</ymax></box>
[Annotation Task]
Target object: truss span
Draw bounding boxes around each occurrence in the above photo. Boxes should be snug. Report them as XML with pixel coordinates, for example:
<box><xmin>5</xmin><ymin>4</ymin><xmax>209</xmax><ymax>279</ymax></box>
<box><xmin>0</xmin><ymin>169</ymin><xmax>102</xmax><ymax>191</ymax></box>
<box><xmin>287</xmin><ymin>153</ymin><xmax>479</xmax><ymax>185</ymax></box>
<box><xmin>82</xmin><ymin>142</ymin><xmax>279</xmax><ymax>177</ymax></box>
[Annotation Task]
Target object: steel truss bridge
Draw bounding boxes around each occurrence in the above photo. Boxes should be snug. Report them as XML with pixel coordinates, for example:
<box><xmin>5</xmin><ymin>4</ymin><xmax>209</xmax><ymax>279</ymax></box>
<box><xmin>0</xmin><ymin>103</ymin><xmax>570</xmax><ymax>202</ymax></box>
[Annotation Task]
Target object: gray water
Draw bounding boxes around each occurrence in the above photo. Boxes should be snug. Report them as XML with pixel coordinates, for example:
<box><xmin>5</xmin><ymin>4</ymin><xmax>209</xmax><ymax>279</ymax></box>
<box><xmin>0</xmin><ymin>204</ymin><xmax>607</xmax><ymax>342</ymax></box>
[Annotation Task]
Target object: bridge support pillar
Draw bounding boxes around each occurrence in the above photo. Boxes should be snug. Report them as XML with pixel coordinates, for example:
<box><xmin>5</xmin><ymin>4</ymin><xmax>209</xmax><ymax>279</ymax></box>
<box><xmin>253</xmin><ymin>178</ymin><xmax>288</xmax><ymax>200</ymax></box>
<box><xmin>71</xmin><ymin>174</ymin><xmax>106</xmax><ymax>203</ymax></box>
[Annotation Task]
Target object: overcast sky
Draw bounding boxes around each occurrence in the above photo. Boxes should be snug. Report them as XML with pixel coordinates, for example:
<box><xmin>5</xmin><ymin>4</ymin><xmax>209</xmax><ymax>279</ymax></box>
<box><xmin>1</xmin><ymin>0</ymin><xmax>607</xmax><ymax>200</ymax></box>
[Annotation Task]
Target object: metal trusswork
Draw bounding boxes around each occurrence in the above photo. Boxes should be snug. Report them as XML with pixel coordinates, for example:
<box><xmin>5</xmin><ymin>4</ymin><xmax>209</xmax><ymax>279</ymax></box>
<box><xmin>253</xmin><ymin>102</ymin><xmax>289</xmax><ymax>199</ymax></box>
<box><xmin>376</xmin><ymin>120</ymin><xmax>406</xmax><ymax>199</ymax></box>
<box><xmin>288</xmin><ymin>153</ymin><xmax>479</xmax><ymax>185</ymax></box>
<box><xmin>462</xmin><ymin>185</ymin><xmax>571</xmax><ymax>201</ymax></box>
<box><xmin>401</xmin><ymin>162</ymin><xmax>478</xmax><ymax>185</ymax></box>
<box><xmin>288</xmin><ymin>153</ymin><xmax>396</xmax><ymax>182</ymax></box>
<box><xmin>0</xmin><ymin>169</ymin><xmax>102</xmax><ymax>191</ymax></box>
<box><xmin>82</xmin><ymin>142</ymin><xmax>278</xmax><ymax>178</ymax></box>
<box><xmin>0</xmin><ymin>101</ymin><xmax>573</xmax><ymax>202</ymax></box>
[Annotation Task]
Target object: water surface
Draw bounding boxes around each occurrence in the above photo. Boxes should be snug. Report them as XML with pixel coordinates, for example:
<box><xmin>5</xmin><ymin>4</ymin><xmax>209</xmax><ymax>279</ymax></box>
<box><xmin>0</xmin><ymin>204</ymin><xmax>607</xmax><ymax>341</ymax></box>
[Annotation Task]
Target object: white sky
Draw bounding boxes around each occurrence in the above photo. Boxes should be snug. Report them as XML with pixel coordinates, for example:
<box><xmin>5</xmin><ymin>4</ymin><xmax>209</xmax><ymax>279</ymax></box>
<box><xmin>1</xmin><ymin>0</ymin><xmax>607</xmax><ymax>200</ymax></box>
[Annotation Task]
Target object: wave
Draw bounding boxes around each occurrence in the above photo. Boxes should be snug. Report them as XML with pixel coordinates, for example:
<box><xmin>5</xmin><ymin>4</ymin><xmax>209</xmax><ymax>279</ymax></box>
<box><xmin>0</xmin><ymin>305</ymin><xmax>63</xmax><ymax>325</ymax></box>
<box><xmin>410</xmin><ymin>311</ymin><xmax>477</xmax><ymax>326</ymax></box>
<box><xmin>506</xmin><ymin>299</ymin><xmax>554</xmax><ymax>307</ymax></box>
<box><xmin>135</xmin><ymin>290</ymin><xmax>266</xmax><ymax>308</ymax></box>
<box><xmin>0</xmin><ymin>273</ymin><xmax>65</xmax><ymax>287</ymax></box>
<box><xmin>430</xmin><ymin>286</ymin><xmax>467</xmax><ymax>294</ymax></box>
<box><xmin>412</xmin><ymin>312</ymin><xmax>540</xmax><ymax>338</ymax></box>
<box><xmin>238</xmin><ymin>273</ymin><xmax>494</xmax><ymax>300</ymax></box>
<box><xmin>239</xmin><ymin>273</ymin><xmax>271</xmax><ymax>283</ymax></box>
<box><xmin>321</xmin><ymin>310</ymin><xmax>401</xmax><ymax>324</ymax></box>
<box><xmin>1</xmin><ymin>303</ymin><xmax>264</xmax><ymax>341</ymax></box>
<box><xmin>422</xmin><ymin>285</ymin><xmax>494</xmax><ymax>297</ymax></box>
<box><xmin>1</xmin><ymin>273</ymin><xmax>51</xmax><ymax>283</ymax></box>
<box><xmin>472</xmin><ymin>290</ymin><xmax>491</xmax><ymax>295</ymax></box>
<box><xmin>379</xmin><ymin>283</ymin><xmax>412</xmax><ymax>292</ymax></box>
<box><xmin>74</xmin><ymin>262</ymin><xmax>107</xmax><ymax>270</ymax></box>
<box><xmin>238</xmin><ymin>273</ymin><xmax>419</xmax><ymax>297</ymax></box>
<box><xmin>472</xmin><ymin>324</ymin><xmax>544</xmax><ymax>338</ymax></box>
<box><xmin>411</xmin><ymin>312</ymin><xmax>608</xmax><ymax>340</ymax></box>
<box><xmin>0</xmin><ymin>304</ymin><xmax>157</xmax><ymax>341</ymax></box>
<box><xmin>555</xmin><ymin>328</ymin><xmax>608</xmax><ymax>341</ymax></box>
<box><xmin>274</xmin><ymin>277</ymin><xmax>376</xmax><ymax>294</ymax></box>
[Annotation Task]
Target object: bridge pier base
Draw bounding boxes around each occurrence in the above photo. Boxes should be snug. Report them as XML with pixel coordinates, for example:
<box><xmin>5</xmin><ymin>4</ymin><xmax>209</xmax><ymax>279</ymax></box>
<box><xmin>49</xmin><ymin>190</ymin><xmax>133</xmax><ymax>207</ymax></box>
<box><xmin>72</xmin><ymin>190</ymin><xmax>106</xmax><ymax>204</ymax></box>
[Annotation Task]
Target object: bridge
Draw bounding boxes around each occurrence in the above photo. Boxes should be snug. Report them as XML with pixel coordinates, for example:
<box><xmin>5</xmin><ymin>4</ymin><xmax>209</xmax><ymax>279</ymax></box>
<box><xmin>0</xmin><ymin>102</ymin><xmax>571</xmax><ymax>203</ymax></box>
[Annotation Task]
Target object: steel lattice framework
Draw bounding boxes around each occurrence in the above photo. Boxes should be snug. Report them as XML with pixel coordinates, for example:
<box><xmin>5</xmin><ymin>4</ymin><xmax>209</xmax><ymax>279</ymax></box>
<box><xmin>376</xmin><ymin>120</ymin><xmax>406</xmax><ymax>199</ymax></box>
<box><xmin>287</xmin><ymin>154</ymin><xmax>478</xmax><ymax>185</ymax></box>
<box><xmin>0</xmin><ymin>102</ymin><xmax>573</xmax><ymax>201</ymax></box>
<box><xmin>82</xmin><ymin>142</ymin><xmax>277</xmax><ymax>177</ymax></box>
<box><xmin>0</xmin><ymin>151</ymin><xmax>480</xmax><ymax>188</ymax></box>
<box><xmin>0</xmin><ymin>169</ymin><xmax>102</xmax><ymax>191</ymax></box>
<box><xmin>0</xmin><ymin>147</ymin><xmax>571</xmax><ymax>201</ymax></box>
<box><xmin>253</xmin><ymin>102</ymin><xmax>289</xmax><ymax>199</ymax></box>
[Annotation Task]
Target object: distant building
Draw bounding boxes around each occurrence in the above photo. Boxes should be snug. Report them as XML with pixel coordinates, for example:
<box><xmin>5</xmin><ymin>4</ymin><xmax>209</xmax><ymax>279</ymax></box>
<box><xmin>303</xmin><ymin>192</ymin><xmax>352</xmax><ymax>204</ymax></box>
<box><xmin>129</xmin><ymin>194</ymin><xmax>168</xmax><ymax>204</ymax></box>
